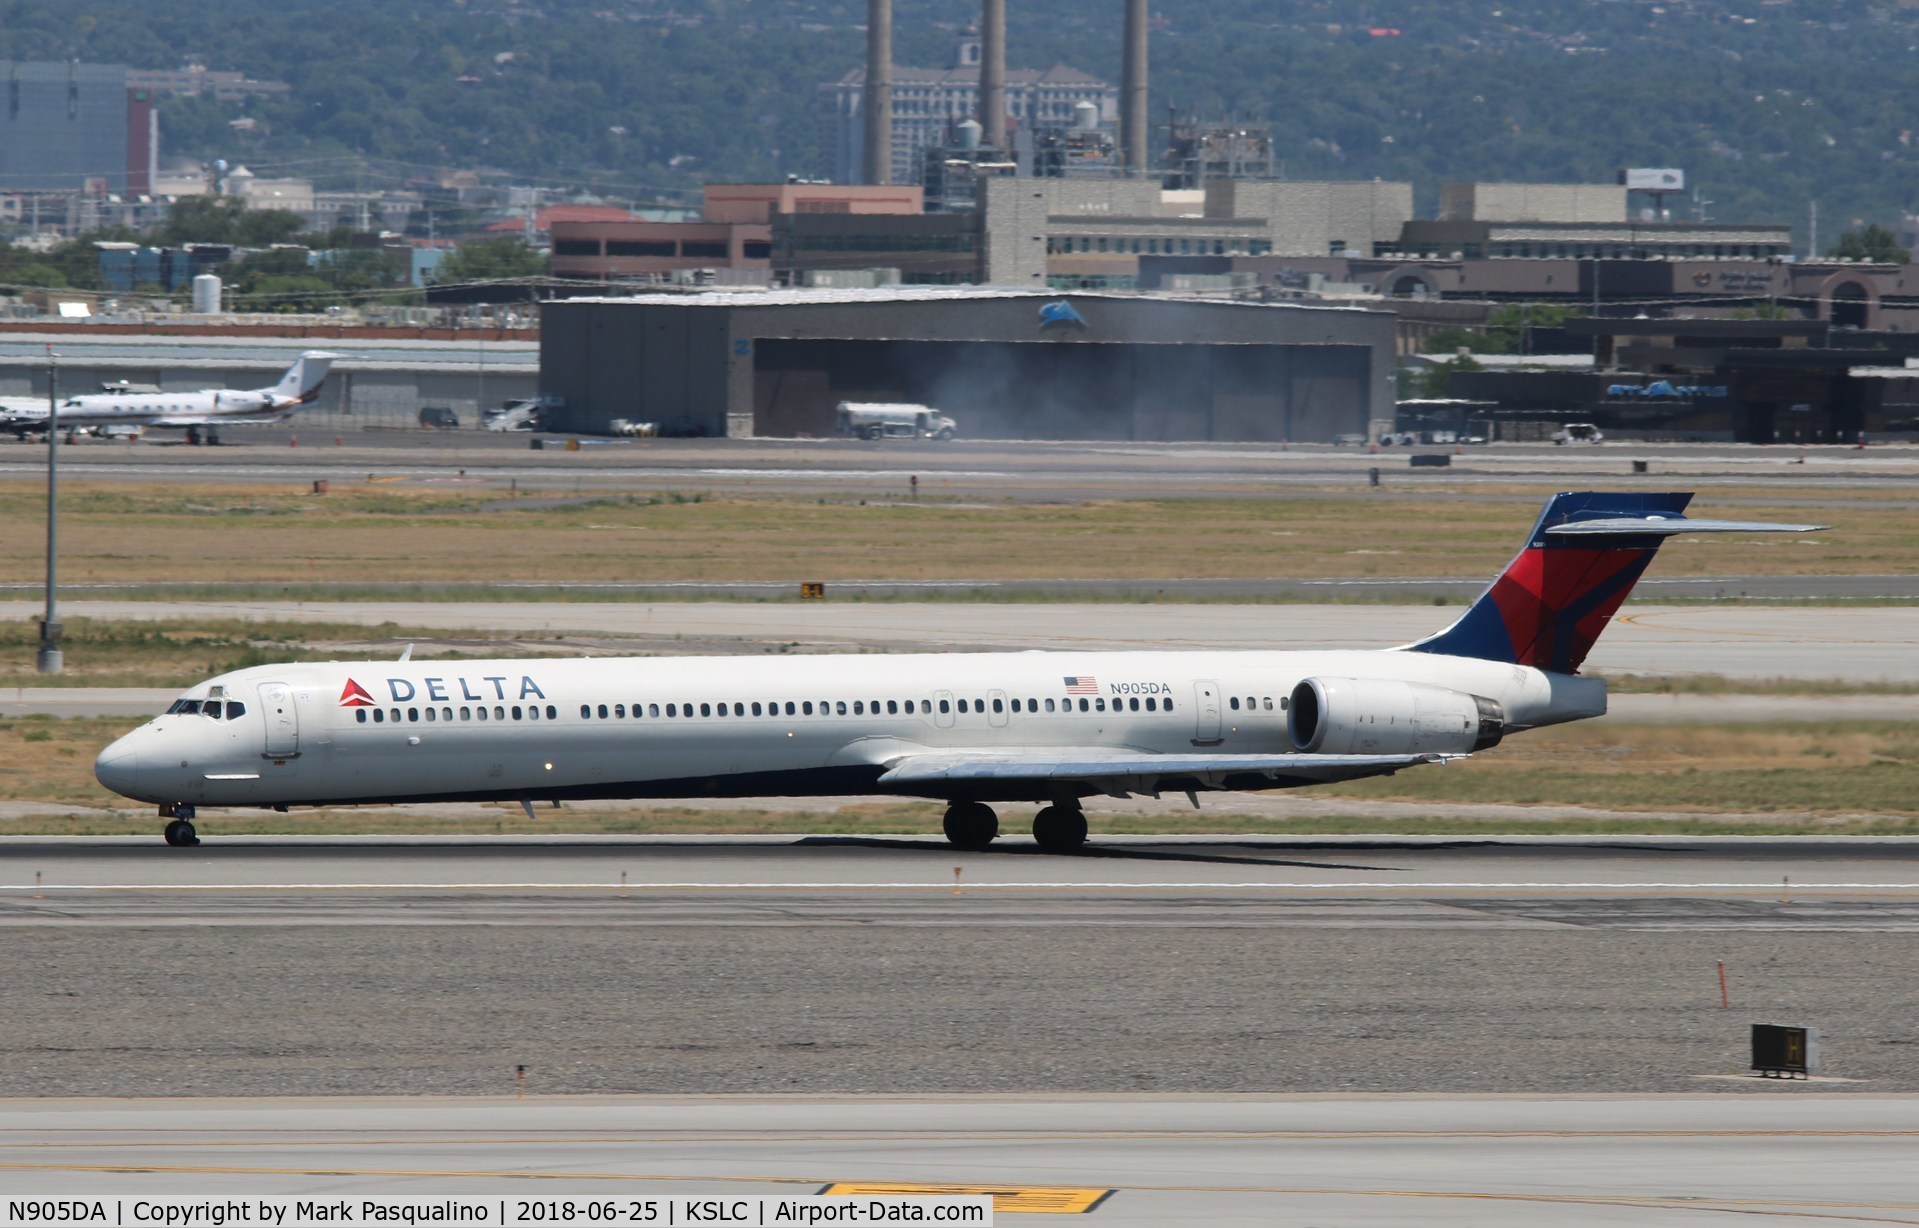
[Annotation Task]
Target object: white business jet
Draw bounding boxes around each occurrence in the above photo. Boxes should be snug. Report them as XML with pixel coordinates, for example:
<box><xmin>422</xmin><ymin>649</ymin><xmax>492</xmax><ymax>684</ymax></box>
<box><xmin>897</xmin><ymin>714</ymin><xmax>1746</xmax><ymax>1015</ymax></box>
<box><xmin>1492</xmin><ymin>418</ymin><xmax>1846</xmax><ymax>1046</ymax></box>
<box><xmin>95</xmin><ymin>492</ymin><xmax>1822</xmax><ymax>849</ymax></box>
<box><xmin>0</xmin><ymin>351</ymin><xmax>338</xmax><ymax>445</ymax></box>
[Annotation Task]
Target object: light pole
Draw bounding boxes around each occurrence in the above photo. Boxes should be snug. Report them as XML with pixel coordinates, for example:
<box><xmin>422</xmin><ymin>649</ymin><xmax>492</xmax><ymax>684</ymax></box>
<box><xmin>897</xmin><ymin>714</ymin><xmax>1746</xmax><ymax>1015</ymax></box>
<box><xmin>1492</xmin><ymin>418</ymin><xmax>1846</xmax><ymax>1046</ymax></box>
<box><xmin>37</xmin><ymin>344</ymin><xmax>60</xmax><ymax>674</ymax></box>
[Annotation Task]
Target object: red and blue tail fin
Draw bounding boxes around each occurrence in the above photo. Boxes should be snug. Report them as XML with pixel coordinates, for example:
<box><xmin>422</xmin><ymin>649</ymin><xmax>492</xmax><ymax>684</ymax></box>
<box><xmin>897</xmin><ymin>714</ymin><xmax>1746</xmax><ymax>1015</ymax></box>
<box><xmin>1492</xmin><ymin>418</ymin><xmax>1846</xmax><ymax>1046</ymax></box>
<box><xmin>1407</xmin><ymin>491</ymin><xmax>1823</xmax><ymax>675</ymax></box>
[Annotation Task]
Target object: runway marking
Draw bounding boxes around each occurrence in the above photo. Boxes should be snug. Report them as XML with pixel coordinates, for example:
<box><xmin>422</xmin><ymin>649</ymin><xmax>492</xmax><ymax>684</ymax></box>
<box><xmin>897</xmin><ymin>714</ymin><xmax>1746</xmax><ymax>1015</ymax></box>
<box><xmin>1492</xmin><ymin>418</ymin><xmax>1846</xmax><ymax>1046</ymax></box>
<box><xmin>8</xmin><ymin>882</ymin><xmax>1919</xmax><ymax>893</ymax></box>
<box><xmin>3</xmin><ymin>1163</ymin><xmax>1915</xmax><ymax>1221</ymax></box>
<box><xmin>820</xmin><ymin>1182</ymin><xmax>1111</xmax><ymax>1213</ymax></box>
<box><xmin>9</xmin><ymin>1129</ymin><xmax>1919</xmax><ymax>1147</ymax></box>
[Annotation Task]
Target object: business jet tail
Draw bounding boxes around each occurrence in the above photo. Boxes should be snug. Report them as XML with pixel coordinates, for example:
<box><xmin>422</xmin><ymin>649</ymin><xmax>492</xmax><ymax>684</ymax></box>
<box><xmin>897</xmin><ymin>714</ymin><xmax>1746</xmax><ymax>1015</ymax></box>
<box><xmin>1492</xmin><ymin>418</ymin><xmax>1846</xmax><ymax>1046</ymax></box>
<box><xmin>266</xmin><ymin>351</ymin><xmax>341</xmax><ymax>408</ymax></box>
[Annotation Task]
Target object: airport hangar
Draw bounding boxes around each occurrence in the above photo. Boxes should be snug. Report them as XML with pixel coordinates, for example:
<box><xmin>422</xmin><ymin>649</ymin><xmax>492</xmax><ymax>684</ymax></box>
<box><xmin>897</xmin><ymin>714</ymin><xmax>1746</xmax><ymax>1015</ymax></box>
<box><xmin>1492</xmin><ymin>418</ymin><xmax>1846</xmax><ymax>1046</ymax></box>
<box><xmin>538</xmin><ymin>288</ymin><xmax>1397</xmax><ymax>440</ymax></box>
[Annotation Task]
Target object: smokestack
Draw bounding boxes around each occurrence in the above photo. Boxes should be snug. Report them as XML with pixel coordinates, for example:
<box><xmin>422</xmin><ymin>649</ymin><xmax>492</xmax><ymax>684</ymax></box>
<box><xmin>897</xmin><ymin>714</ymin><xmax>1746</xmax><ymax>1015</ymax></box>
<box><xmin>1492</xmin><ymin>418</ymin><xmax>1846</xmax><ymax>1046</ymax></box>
<box><xmin>980</xmin><ymin>0</ymin><xmax>1006</xmax><ymax>149</ymax></box>
<box><xmin>1121</xmin><ymin>0</ymin><xmax>1148</xmax><ymax>174</ymax></box>
<box><xmin>864</xmin><ymin>0</ymin><xmax>893</xmax><ymax>184</ymax></box>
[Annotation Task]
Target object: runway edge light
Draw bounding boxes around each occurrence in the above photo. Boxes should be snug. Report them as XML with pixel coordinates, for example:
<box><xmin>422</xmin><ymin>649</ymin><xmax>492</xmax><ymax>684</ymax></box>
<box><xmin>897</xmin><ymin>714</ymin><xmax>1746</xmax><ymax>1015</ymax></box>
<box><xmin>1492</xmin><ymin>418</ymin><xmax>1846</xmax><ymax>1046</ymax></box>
<box><xmin>1751</xmin><ymin>1023</ymin><xmax>1821</xmax><ymax>1079</ymax></box>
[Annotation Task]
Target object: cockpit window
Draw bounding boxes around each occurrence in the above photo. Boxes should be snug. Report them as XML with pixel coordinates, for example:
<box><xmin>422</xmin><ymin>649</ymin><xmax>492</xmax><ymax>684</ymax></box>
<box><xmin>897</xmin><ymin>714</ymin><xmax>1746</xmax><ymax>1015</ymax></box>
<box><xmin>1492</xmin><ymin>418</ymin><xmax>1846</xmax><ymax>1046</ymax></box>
<box><xmin>202</xmin><ymin>704</ymin><xmax>223</xmax><ymax>718</ymax></box>
<box><xmin>169</xmin><ymin>699</ymin><xmax>203</xmax><ymax>715</ymax></box>
<box><xmin>225</xmin><ymin>701</ymin><xmax>246</xmax><ymax>719</ymax></box>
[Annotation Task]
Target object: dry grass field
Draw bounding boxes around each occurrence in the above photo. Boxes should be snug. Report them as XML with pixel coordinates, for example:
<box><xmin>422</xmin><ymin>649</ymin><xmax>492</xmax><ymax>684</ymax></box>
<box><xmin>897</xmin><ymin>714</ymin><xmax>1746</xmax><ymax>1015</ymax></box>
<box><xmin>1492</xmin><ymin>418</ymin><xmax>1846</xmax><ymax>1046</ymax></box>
<box><xmin>0</xmin><ymin>482</ymin><xmax>1894</xmax><ymax>588</ymax></box>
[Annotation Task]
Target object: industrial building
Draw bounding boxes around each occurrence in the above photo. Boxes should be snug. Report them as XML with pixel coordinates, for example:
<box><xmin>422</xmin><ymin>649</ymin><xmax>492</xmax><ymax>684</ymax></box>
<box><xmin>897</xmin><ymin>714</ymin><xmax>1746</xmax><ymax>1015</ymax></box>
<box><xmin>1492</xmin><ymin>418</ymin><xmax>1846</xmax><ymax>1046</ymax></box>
<box><xmin>820</xmin><ymin>32</ymin><xmax>1116</xmax><ymax>185</ymax></box>
<box><xmin>0</xmin><ymin>62</ymin><xmax>152</xmax><ymax>194</ymax></box>
<box><xmin>538</xmin><ymin>287</ymin><xmax>1395</xmax><ymax>441</ymax></box>
<box><xmin>1443</xmin><ymin>319</ymin><xmax>1919</xmax><ymax>444</ymax></box>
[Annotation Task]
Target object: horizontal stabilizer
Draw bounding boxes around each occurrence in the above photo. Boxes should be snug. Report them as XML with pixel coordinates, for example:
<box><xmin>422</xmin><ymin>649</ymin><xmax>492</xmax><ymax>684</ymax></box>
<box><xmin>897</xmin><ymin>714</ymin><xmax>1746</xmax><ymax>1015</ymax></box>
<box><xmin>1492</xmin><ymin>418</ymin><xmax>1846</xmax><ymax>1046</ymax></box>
<box><xmin>879</xmin><ymin>749</ymin><xmax>1454</xmax><ymax>791</ymax></box>
<box><xmin>1545</xmin><ymin>516</ymin><xmax>1826</xmax><ymax>537</ymax></box>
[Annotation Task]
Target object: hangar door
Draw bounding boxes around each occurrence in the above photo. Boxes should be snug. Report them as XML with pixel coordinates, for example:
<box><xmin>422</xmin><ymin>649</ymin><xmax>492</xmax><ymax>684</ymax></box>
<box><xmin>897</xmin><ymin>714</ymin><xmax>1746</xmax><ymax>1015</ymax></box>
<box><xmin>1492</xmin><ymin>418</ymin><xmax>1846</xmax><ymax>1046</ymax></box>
<box><xmin>752</xmin><ymin>339</ymin><xmax>1369</xmax><ymax>441</ymax></box>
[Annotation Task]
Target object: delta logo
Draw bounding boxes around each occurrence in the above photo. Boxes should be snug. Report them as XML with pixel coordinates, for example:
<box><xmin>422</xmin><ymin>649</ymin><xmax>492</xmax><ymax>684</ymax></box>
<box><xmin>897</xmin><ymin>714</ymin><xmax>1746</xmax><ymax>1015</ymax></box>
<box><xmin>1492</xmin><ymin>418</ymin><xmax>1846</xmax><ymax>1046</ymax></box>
<box><xmin>339</xmin><ymin>678</ymin><xmax>377</xmax><ymax>707</ymax></box>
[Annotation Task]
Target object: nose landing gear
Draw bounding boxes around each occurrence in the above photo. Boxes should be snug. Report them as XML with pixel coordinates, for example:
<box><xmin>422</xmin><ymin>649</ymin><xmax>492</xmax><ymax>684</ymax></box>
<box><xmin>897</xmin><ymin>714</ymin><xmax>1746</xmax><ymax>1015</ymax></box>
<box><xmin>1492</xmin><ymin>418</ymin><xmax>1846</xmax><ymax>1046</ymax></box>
<box><xmin>162</xmin><ymin>805</ymin><xmax>199</xmax><ymax>847</ymax></box>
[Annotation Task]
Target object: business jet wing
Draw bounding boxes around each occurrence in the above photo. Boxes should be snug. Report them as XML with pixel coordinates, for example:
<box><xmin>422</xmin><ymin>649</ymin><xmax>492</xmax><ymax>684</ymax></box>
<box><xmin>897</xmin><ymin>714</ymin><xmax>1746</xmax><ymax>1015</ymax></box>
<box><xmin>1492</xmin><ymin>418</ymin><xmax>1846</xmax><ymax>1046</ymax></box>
<box><xmin>877</xmin><ymin>748</ymin><xmax>1455</xmax><ymax>794</ymax></box>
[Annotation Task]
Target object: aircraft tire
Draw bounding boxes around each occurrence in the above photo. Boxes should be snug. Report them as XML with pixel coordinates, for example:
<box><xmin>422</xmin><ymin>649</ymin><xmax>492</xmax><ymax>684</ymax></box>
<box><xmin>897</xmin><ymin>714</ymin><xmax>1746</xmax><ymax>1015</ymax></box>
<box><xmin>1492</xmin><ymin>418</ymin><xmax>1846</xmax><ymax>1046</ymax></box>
<box><xmin>942</xmin><ymin>802</ymin><xmax>998</xmax><ymax>850</ymax></box>
<box><xmin>163</xmin><ymin>819</ymin><xmax>199</xmax><ymax>847</ymax></box>
<box><xmin>1031</xmin><ymin>806</ymin><xmax>1088</xmax><ymax>853</ymax></box>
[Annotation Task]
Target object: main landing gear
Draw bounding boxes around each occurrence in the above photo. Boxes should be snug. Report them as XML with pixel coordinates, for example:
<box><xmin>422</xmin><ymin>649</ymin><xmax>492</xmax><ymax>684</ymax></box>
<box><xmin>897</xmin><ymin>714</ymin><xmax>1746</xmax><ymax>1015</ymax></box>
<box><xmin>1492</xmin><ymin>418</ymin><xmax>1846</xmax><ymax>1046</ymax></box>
<box><xmin>940</xmin><ymin>801</ymin><xmax>1088</xmax><ymax>853</ymax></box>
<box><xmin>162</xmin><ymin>805</ymin><xmax>199</xmax><ymax>847</ymax></box>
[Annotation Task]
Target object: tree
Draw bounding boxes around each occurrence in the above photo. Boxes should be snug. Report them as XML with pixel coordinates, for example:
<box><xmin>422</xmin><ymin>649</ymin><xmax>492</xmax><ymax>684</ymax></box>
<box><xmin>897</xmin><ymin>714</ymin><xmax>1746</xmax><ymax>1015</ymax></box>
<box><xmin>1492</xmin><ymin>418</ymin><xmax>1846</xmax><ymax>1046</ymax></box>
<box><xmin>433</xmin><ymin>236</ymin><xmax>546</xmax><ymax>283</ymax></box>
<box><xmin>155</xmin><ymin>197</ymin><xmax>307</xmax><ymax>248</ymax></box>
<box><xmin>1831</xmin><ymin>224</ymin><xmax>1910</xmax><ymax>264</ymax></box>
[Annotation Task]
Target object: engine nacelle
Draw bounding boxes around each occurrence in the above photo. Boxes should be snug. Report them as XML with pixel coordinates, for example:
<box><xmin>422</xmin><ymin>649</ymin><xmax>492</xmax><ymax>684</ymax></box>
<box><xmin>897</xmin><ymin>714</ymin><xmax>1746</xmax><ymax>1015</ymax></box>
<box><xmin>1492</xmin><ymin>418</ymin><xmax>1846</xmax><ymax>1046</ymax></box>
<box><xmin>1288</xmin><ymin>677</ymin><xmax>1505</xmax><ymax>756</ymax></box>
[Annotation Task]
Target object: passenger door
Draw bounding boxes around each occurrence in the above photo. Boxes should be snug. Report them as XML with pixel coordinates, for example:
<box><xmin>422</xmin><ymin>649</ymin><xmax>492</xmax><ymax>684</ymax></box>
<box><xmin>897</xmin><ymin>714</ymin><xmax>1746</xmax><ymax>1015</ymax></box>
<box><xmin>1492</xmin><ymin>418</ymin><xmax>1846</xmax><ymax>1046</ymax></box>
<box><xmin>258</xmin><ymin>682</ymin><xmax>299</xmax><ymax>759</ymax></box>
<box><xmin>1192</xmin><ymin>680</ymin><xmax>1222</xmax><ymax>745</ymax></box>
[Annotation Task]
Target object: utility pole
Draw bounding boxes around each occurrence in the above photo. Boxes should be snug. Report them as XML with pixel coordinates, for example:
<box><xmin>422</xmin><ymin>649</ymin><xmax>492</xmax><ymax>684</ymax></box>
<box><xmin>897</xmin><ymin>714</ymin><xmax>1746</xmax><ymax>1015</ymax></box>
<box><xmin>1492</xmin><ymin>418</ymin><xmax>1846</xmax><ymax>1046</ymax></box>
<box><xmin>37</xmin><ymin>345</ymin><xmax>61</xmax><ymax>674</ymax></box>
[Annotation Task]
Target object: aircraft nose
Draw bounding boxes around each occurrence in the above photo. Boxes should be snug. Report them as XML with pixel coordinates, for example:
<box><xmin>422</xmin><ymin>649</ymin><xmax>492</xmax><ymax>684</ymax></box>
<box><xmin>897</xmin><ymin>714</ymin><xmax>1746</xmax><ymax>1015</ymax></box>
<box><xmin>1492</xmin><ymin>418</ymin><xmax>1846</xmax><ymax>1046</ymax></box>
<box><xmin>94</xmin><ymin>738</ymin><xmax>140</xmax><ymax>797</ymax></box>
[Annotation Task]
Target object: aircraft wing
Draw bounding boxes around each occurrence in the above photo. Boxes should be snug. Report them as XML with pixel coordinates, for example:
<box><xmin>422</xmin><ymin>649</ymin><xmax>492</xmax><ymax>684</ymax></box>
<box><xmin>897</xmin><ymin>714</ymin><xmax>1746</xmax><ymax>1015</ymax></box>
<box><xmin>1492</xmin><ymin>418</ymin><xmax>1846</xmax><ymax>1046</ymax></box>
<box><xmin>876</xmin><ymin>748</ymin><xmax>1456</xmax><ymax>793</ymax></box>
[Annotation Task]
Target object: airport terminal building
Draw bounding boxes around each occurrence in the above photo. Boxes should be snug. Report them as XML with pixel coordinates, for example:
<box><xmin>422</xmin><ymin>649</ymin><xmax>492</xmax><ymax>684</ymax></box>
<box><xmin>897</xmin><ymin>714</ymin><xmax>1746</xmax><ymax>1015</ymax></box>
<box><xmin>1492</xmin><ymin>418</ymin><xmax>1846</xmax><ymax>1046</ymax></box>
<box><xmin>538</xmin><ymin>288</ymin><xmax>1396</xmax><ymax>440</ymax></box>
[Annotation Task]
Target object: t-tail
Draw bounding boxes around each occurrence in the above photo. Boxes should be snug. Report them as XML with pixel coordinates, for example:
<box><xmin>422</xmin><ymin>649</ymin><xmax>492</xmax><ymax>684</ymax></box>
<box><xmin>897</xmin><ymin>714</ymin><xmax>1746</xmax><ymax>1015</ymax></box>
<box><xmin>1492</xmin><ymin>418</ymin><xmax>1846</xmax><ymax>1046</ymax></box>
<box><xmin>1407</xmin><ymin>491</ymin><xmax>1825</xmax><ymax>675</ymax></box>
<box><xmin>266</xmin><ymin>351</ymin><xmax>341</xmax><ymax>408</ymax></box>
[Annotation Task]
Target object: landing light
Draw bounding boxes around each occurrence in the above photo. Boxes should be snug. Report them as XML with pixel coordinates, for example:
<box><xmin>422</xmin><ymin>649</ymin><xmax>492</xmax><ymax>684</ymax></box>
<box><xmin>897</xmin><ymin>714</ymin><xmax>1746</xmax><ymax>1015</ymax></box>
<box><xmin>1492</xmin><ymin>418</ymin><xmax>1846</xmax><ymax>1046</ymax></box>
<box><xmin>544</xmin><ymin>762</ymin><xmax>554</xmax><ymax>771</ymax></box>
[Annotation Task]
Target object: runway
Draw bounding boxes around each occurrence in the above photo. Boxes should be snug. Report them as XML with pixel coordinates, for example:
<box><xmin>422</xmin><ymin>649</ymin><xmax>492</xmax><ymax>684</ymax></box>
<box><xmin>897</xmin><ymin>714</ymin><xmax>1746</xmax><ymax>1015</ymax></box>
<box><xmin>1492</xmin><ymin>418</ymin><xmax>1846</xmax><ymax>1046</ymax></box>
<box><xmin>4</xmin><ymin>1095</ymin><xmax>1917</xmax><ymax>1227</ymax></box>
<box><xmin>6</xmin><ymin>837</ymin><xmax>1919</xmax><ymax>1103</ymax></box>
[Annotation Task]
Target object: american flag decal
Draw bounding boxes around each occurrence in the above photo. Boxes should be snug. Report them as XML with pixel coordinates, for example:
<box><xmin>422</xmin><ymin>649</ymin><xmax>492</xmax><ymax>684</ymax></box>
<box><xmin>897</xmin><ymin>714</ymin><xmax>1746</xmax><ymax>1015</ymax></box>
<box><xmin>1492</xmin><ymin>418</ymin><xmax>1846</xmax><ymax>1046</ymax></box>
<box><xmin>1063</xmin><ymin>675</ymin><xmax>1099</xmax><ymax>695</ymax></box>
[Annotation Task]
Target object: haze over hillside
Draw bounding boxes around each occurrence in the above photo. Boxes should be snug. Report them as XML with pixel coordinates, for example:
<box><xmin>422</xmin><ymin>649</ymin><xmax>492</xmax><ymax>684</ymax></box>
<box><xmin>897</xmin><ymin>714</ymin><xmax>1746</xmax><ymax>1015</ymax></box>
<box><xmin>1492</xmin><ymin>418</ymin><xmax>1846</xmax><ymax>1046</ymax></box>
<box><xmin>3</xmin><ymin>0</ymin><xmax>1915</xmax><ymax>241</ymax></box>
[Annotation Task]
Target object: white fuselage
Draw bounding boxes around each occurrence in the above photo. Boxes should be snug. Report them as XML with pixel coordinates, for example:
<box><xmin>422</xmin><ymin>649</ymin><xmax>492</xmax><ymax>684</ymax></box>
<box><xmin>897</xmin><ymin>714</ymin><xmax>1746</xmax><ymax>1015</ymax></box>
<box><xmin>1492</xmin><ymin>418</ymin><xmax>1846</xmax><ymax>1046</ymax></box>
<box><xmin>95</xmin><ymin>648</ymin><xmax>1605</xmax><ymax>810</ymax></box>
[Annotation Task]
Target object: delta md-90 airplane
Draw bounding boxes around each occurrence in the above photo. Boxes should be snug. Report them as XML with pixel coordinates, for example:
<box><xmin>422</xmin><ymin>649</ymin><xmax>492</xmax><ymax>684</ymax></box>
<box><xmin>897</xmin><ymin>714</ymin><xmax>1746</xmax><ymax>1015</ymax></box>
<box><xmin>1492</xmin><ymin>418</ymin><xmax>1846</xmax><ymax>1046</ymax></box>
<box><xmin>95</xmin><ymin>492</ymin><xmax>1821</xmax><ymax>849</ymax></box>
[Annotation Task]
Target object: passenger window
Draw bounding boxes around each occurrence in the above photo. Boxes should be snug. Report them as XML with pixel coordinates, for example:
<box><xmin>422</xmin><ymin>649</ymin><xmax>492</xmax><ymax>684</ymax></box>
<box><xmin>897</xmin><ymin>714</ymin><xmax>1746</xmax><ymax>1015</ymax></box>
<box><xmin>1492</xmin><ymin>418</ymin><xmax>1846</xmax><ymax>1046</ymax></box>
<box><xmin>598</xmin><ymin>705</ymin><xmax>609</xmax><ymax>718</ymax></box>
<box><xmin>1146</xmin><ymin>697</ymin><xmax>1157</xmax><ymax>712</ymax></box>
<box><xmin>887</xmin><ymin>700</ymin><xmax>898</xmax><ymax>714</ymax></box>
<box><xmin>938</xmin><ymin>699</ymin><xmax>950</xmax><ymax>714</ymax></box>
<box><xmin>528</xmin><ymin>706</ymin><xmax>539</xmax><ymax>721</ymax></box>
<box><xmin>785</xmin><ymin>701</ymin><xmax>796</xmax><ymax>715</ymax></box>
<box><xmin>1247</xmin><ymin>696</ymin><xmax>1256</xmax><ymax>710</ymax></box>
<box><xmin>1027</xmin><ymin>698</ymin><xmax>1037</xmax><ymax>710</ymax></box>
<box><xmin>993</xmin><ymin>698</ymin><xmax>1004</xmax><ymax>713</ymax></box>
<box><xmin>425</xmin><ymin>708</ymin><xmax>437</xmax><ymax>722</ymax></box>
<box><xmin>734</xmin><ymin>702</ymin><xmax>744</xmax><ymax>716</ymax></box>
<box><xmin>390</xmin><ymin>708</ymin><xmax>401</xmax><ymax>723</ymax></box>
<box><xmin>921</xmin><ymin>699</ymin><xmax>931</xmax><ymax>714</ymax></box>
<box><xmin>853</xmin><ymin>701</ymin><xmax>864</xmax><ymax>715</ymax></box>
<box><xmin>871</xmin><ymin>699</ymin><xmax>881</xmax><ymax>713</ymax></box>
<box><xmin>836</xmin><ymin>701</ymin><xmax>847</xmax><ymax>715</ymax></box>
<box><xmin>1045</xmin><ymin>698</ymin><xmax>1056</xmax><ymax>712</ymax></box>
<box><xmin>1078</xmin><ymin>698</ymin><xmax>1090</xmax><ymax>712</ymax></box>
<box><xmin>226</xmin><ymin>701</ymin><xmax>246</xmax><ymax>719</ymax></box>
<box><xmin>476</xmin><ymin>707</ymin><xmax>487</xmax><ymax>721</ymax></box>
<box><xmin>1129</xmin><ymin>697</ymin><xmax>1139</xmax><ymax>711</ymax></box>
<box><xmin>446</xmin><ymin>707</ymin><xmax>456</xmax><ymax>721</ymax></box>
<box><xmin>666</xmin><ymin>703</ymin><xmax>677</xmax><ymax>717</ymax></box>
<box><xmin>373</xmin><ymin>709</ymin><xmax>385</xmax><ymax>723</ymax></box>
<box><xmin>356</xmin><ymin>709</ymin><xmax>367</xmax><ymax>724</ymax></box>
<box><xmin>512</xmin><ymin>706</ymin><xmax>523</xmax><ymax>720</ymax></box>
<box><xmin>581</xmin><ymin>705</ymin><xmax>592</xmax><ymax>719</ymax></box>
<box><xmin>752</xmin><ymin>702</ymin><xmax>763</xmax><ymax>716</ymax></box>
<box><xmin>1229</xmin><ymin>697</ymin><xmax>1241</xmax><ymax>711</ymax></box>
<box><xmin>1263</xmin><ymin>698</ymin><xmax>1274</xmax><ymax>710</ymax></box>
<box><xmin>614</xmin><ymin>704</ymin><xmax>624</xmax><ymax>718</ymax></box>
<box><xmin>1164</xmin><ymin>698</ymin><xmax>1174</xmax><ymax>711</ymax></box>
<box><xmin>716</xmin><ymin>703</ymin><xmax>727</xmax><ymax>718</ymax></box>
<box><xmin>803</xmin><ymin>701</ymin><xmax>814</xmax><ymax>715</ymax></box>
<box><xmin>494</xmin><ymin>706</ymin><xmax>505</xmax><ymax>720</ymax></box>
<box><xmin>547</xmin><ymin>706</ymin><xmax>556</xmax><ymax>719</ymax></box>
<box><xmin>461</xmin><ymin>706</ymin><xmax>472</xmax><ymax>720</ymax></box>
<box><xmin>700</xmin><ymin>703</ymin><xmax>711</xmax><ymax>717</ymax></box>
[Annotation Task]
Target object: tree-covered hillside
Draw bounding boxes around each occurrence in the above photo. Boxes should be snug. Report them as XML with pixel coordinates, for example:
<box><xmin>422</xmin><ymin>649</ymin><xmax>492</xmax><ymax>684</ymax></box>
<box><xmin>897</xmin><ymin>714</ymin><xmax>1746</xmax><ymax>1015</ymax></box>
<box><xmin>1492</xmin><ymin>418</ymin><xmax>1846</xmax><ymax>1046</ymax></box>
<box><xmin>3</xmin><ymin>0</ymin><xmax>1917</xmax><ymax>241</ymax></box>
